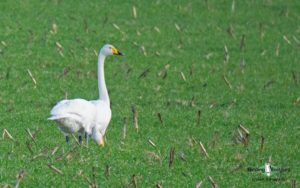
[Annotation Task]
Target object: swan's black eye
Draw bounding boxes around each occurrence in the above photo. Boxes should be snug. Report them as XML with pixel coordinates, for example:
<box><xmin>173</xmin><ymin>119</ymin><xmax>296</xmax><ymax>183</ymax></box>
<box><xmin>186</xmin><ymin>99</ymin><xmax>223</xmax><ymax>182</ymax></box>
<box><xmin>109</xmin><ymin>47</ymin><xmax>112</xmax><ymax>49</ymax></box>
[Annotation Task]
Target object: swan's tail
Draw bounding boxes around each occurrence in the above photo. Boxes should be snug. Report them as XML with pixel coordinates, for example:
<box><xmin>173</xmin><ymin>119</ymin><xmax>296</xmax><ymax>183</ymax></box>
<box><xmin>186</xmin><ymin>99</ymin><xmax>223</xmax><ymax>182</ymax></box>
<box><xmin>47</xmin><ymin>115</ymin><xmax>69</xmax><ymax>121</ymax></box>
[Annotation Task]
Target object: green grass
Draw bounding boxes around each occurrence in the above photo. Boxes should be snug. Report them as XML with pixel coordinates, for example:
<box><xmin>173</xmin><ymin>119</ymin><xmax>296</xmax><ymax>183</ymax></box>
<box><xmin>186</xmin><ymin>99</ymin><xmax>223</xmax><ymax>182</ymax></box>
<box><xmin>1</xmin><ymin>0</ymin><xmax>300</xmax><ymax>187</ymax></box>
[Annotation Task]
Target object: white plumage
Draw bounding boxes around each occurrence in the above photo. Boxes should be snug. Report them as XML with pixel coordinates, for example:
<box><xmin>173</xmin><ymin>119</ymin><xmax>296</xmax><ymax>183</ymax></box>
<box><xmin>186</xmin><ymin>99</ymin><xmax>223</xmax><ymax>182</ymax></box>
<box><xmin>48</xmin><ymin>44</ymin><xmax>123</xmax><ymax>146</ymax></box>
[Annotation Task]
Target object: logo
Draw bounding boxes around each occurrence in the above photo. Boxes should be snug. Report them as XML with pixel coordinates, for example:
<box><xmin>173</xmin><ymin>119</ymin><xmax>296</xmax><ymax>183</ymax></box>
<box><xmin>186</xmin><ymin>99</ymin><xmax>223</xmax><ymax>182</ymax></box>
<box><xmin>247</xmin><ymin>162</ymin><xmax>290</xmax><ymax>181</ymax></box>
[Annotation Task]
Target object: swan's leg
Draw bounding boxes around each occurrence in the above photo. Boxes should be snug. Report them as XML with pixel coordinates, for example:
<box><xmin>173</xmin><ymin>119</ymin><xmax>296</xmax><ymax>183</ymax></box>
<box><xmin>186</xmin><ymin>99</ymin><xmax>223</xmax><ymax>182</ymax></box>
<box><xmin>78</xmin><ymin>134</ymin><xmax>83</xmax><ymax>144</ymax></box>
<box><xmin>65</xmin><ymin>135</ymin><xmax>70</xmax><ymax>144</ymax></box>
<box><xmin>78</xmin><ymin>129</ymin><xmax>85</xmax><ymax>145</ymax></box>
<box><xmin>85</xmin><ymin>132</ymin><xmax>89</xmax><ymax>146</ymax></box>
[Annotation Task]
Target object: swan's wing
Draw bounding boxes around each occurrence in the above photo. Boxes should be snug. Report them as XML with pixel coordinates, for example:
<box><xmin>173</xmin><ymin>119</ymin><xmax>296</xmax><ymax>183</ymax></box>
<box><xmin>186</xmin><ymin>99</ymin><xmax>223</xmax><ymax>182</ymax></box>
<box><xmin>48</xmin><ymin>99</ymin><xmax>96</xmax><ymax>123</ymax></box>
<box><xmin>89</xmin><ymin>100</ymin><xmax>112</xmax><ymax>135</ymax></box>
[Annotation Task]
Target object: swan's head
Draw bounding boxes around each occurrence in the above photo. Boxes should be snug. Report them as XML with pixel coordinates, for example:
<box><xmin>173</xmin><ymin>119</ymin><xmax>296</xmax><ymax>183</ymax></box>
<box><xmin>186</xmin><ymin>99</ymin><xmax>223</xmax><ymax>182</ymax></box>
<box><xmin>92</xmin><ymin>128</ymin><xmax>105</xmax><ymax>146</ymax></box>
<box><xmin>100</xmin><ymin>44</ymin><xmax>123</xmax><ymax>57</ymax></box>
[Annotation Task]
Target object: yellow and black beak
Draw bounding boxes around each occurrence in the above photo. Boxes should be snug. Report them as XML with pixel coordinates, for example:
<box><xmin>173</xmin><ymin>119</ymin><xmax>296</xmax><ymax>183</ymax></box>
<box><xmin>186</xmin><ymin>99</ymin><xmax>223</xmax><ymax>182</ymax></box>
<box><xmin>112</xmin><ymin>47</ymin><xmax>124</xmax><ymax>56</ymax></box>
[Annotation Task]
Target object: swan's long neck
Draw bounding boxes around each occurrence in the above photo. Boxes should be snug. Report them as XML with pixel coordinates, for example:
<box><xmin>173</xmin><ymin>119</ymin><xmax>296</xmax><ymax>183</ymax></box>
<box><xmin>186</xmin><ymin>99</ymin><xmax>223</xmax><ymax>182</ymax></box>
<box><xmin>98</xmin><ymin>53</ymin><xmax>110</xmax><ymax>104</ymax></box>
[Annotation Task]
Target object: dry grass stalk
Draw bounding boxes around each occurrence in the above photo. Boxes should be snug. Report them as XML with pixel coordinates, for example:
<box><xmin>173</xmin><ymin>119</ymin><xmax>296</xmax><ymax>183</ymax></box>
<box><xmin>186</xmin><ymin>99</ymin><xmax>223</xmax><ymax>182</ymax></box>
<box><xmin>230</xmin><ymin>164</ymin><xmax>243</xmax><ymax>172</ymax></box>
<box><xmin>195</xmin><ymin>181</ymin><xmax>203</xmax><ymax>188</ymax></box>
<box><xmin>64</xmin><ymin>91</ymin><xmax>68</xmax><ymax>99</ymax></box>
<box><xmin>132</xmin><ymin>106</ymin><xmax>139</xmax><ymax>132</ymax></box>
<box><xmin>224</xmin><ymin>45</ymin><xmax>229</xmax><ymax>64</ymax></box>
<box><xmin>294</xmin><ymin>96</ymin><xmax>300</xmax><ymax>105</ymax></box>
<box><xmin>77</xmin><ymin>170</ymin><xmax>93</xmax><ymax>186</ymax></box>
<box><xmin>47</xmin><ymin>164</ymin><xmax>63</xmax><ymax>174</ymax></box>
<box><xmin>1</xmin><ymin>41</ymin><xmax>7</xmax><ymax>47</ymax></box>
<box><xmin>71</xmin><ymin>134</ymin><xmax>80</xmax><ymax>146</ymax></box>
<box><xmin>15</xmin><ymin>170</ymin><xmax>26</xmax><ymax>188</ymax></box>
<box><xmin>93</xmin><ymin>49</ymin><xmax>98</xmax><ymax>57</ymax></box>
<box><xmin>148</xmin><ymin>139</ymin><xmax>156</xmax><ymax>147</ymax></box>
<box><xmin>136</xmin><ymin>30</ymin><xmax>141</xmax><ymax>36</ymax></box>
<box><xmin>50</xmin><ymin>23</ymin><xmax>58</xmax><ymax>34</ymax></box>
<box><xmin>56</xmin><ymin>145</ymin><xmax>77</xmax><ymax>161</ymax></box>
<box><xmin>268</xmin><ymin>156</ymin><xmax>272</xmax><ymax>163</ymax></box>
<box><xmin>172</xmin><ymin>99</ymin><xmax>190</xmax><ymax>107</ymax></box>
<box><xmin>240</xmin><ymin>34</ymin><xmax>245</xmax><ymax>51</ymax></box>
<box><xmin>276</xmin><ymin>43</ymin><xmax>280</xmax><ymax>56</ymax></box>
<box><xmin>179</xmin><ymin>151</ymin><xmax>187</xmax><ymax>162</ymax></box>
<box><xmin>292</xmin><ymin>71</ymin><xmax>297</xmax><ymax>86</ymax></box>
<box><xmin>145</xmin><ymin>151</ymin><xmax>161</xmax><ymax>161</ymax></box>
<box><xmin>51</xmin><ymin>146</ymin><xmax>59</xmax><ymax>155</ymax></box>
<box><xmin>260</xmin><ymin>136</ymin><xmax>265</xmax><ymax>152</ymax></box>
<box><xmin>283</xmin><ymin>35</ymin><xmax>291</xmax><ymax>44</ymax></box>
<box><xmin>57</xmin><ymin>49</ymin><xmax>64</xmax><ymax>57</ymax></box>
<box><xmin>31</xmin><ymin>153</ymin><xmax>46</xmax><ymax>160</ymax></box>
<box><xmin>158</xmin><ymin>64</ymin><xmax>170</xmax><ymax>79</ymax></box>
<box><xmin>132</xmin><ymin>6</ymin><xmax>137</xmax><ymax>18</ymax></box>
<box><xmin>169</xmin><ymin>147</ymin><xmax>175</xmax><ymax>168</ymax></box>
<box><xmin>237</xmin><ymin>129</ymin><xmax>244</xmax><ymax>140</ymax></box>
<box><xmin>260</xmin><ymin>49</ymin><xmax>266</xmax><ymax>56</ymax></box>
<box><xmin>141</xmin><ymin>45</ymin><xmax>147</xmax><ymax>56</ymax></box>
<box><xmin>231</xmin><ymin>0</ymin><xmax>235</xmax><ymax>12</ymax></box>
<box><xmin>293</xmin><ymin>36</ymin><xmax>299</xmax><ymax>43</ymax></box>
<box><xmin>223</xmin><ymin>75</ymin><xmax>232</xmax><ymax>89</ymax></box>
<box><xmin>66</xmin><ymin>152</ymin><xmax>74</xmax><ymax>161</ymax></box>
<box><xmin>174</xmin><ymin>23</ymin><xmax>181</xmax><ymax>32</ymax></box>
<box><xmin>263</xmin><ymin>80</ymin><xmax>275</xmax><ymax>89</ymax></box>
<box><xmin>59</xmin><ymin>67</ymin><xmax>70</xmax><ymax>79</ymax></box>
<box><xmin>138</xmin><ymin>68</ymin><xmax>150</xmax><ymax>79</ymax></box>
<box><xmin>5</xmin><ymin>67</ymin><xmax>11</xmax><ymax>79</ymax></box>
<box><xmin>259</xmin><ymin>23</ymin><xmax>265</xmax><ymax>39</ymax></box>
<box><xmin>188</xmin><ymin>137</ymin><xmax>198</xmax><ymax>146</ymax></box>
<box><xmin>55</xmin><ymin>153</ymin><xmax>64</xmax><ymax>161</ymax></box>
<box><xmin>180</xmin><ymin>72</ymin><xmax>186</xmax><ymax>81</ymax></box>
<box><xmin>154</xmin><ymin>26</ymin><xmax>161</xmax><ymax>33</ymax></box>
<box><xmin>123</xmin><ymin>117</ymin><xmax>128</xmax><ymax>139</ymax></box>
<box><xmin>208</xmin><ymin>176</ymin><xmax>219</xmax><ymax>188</ymax></box>
<box><xmin>27</xmin><ymin>69</ymin><xmax>37</xmax><ymax>86</ymax></box>
<box><xmin>91</xmin><ymin>166</ymin><xmax>98</xmax><ymax>188</ymax></box>
<box><xmin>199</xmin><ymin>142</ymin><xmax>209</xmax><ymax>159</ymax></box>
<box><xmin>190</xmin><ymin>96</ymin><xmax>196</xmax><ymax>107</ymax></box>
<box><xmin>209</xmin><ymin>101</ymin><xmax>218</xmax><ymax>109</ymax></box>
<box><xmin>26</xmin><ymin>141</ymin><xmax>34</xmax><ymax>155</ymax></box>
<box><xmin>291</xmin><ymin>179</ymin><xmax>296</xmax><ymax>188</ymax></box>
<box><xmin>226</xmin><ymin>25</ymin><xmax>235</xmax><ymax>38</ymax></box>
<box><xmin>3</xmin><ymin>129</ymin><xmax>15</xmax><ymax>141</ymax></box>
<box><xmin>25</xmin><ymin>128</ymin><xmax>36</xmax><ymax>144</ymax></box>
<box><xmin>156</xmin><ymin>183</ymin><xmax>163</xmax><ymax>188</ymax></box>
<box><xmin>197</xmin><ymin>110</ymin><xmax>201</xmax><ymax>124</ymax></box>
<box><xmin>104</xmin><ymin>165</ymin><xmax>111</xmax><ymax>179</ymax></box>
<box><xmin>2</xmin><ymin>184</ymin><xmax>12</xmax><ymax>188</ymax></box>
<box><xmin>205</xmin><ymin>52</ymin><xmax>213</xmax><ymax>59</ymax></box>
<box><xmin>239</xmin><ymin>124</ymin><xmax>249</xmax><ymax>135</ymax></box>
<box><xmin>133</xmin><ymin>41</ymin><xmax>138</xmax><ymax>46</ymax></box>
<box><xmin>132</xmin><ymin>174</ymin><xmax>138</xmax><ymax>188</ymax></box>
<box><xmin>234</xmin><ymin>125</ymin><xmax>250</xmax><ymax>146</ymax></box>
<box><xmin>157</xmin><ymin>112</ymin><xmax>163</xmax><ymax>125</ymax></box>
<box><xmin>112</xmin><ymin>23</ymin><xmax>120</xmax><ymax>31</ymax></box>
<box><xmin>209</xmin><ymin>131</ymin><xmax>220</xmax><ymax>148</ymax></box>
<box><xmin>240</xmin><ymin>58</ymin><xmax>246</xmax><ymax>74</ymax></box>
<box><xmin>83</xmin><ymin>20</ymin><xmax>89</xmax><ymax>33</ymax></box>
<box><xmin>55</xmin><ymin>42</ymin><xmax>63</xmax><ymax>50</ymax></box>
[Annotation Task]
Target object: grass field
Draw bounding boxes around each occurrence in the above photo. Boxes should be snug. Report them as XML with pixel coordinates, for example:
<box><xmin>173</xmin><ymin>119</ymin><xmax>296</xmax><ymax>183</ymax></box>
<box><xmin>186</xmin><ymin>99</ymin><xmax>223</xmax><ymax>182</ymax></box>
<box><xmin>1</xmin><ymin>0</ymin><xmax>300</xmax><ymax>187</ymax></box>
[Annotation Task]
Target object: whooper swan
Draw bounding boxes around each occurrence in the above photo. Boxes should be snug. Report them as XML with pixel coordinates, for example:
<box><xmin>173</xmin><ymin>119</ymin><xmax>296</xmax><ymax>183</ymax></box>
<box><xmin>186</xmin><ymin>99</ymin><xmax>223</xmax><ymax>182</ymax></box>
<box><xmin>48</xmin><ymin>44</ymin><xmax>123</xmax><ymax>146</ymax></box>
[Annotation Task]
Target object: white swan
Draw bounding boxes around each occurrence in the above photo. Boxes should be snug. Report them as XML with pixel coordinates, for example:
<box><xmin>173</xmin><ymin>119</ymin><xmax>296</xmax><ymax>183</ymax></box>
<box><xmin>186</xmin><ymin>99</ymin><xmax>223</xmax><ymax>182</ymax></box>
<box><xmin>48</xmin><ymin>44</ymin><xmax>123</xmax><ymax>146</ymax></box>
